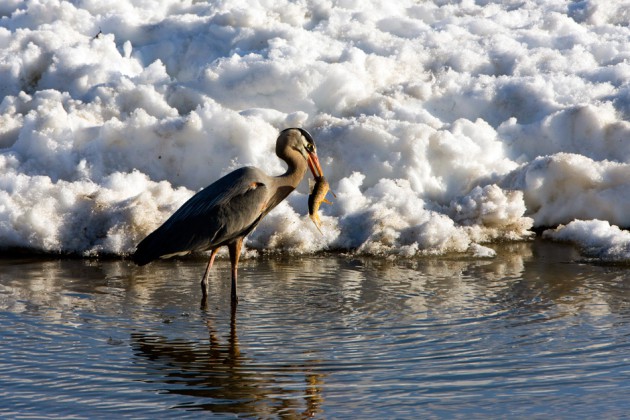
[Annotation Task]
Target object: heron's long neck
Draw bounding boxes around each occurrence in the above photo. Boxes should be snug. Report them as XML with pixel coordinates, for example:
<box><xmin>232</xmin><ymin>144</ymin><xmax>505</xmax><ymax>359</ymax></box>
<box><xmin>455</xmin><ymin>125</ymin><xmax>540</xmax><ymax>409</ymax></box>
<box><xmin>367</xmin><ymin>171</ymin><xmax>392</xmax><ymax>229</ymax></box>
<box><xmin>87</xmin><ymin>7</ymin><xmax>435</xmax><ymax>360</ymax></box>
<box><xmin>264</xmin><ymin>151</ymin><xmax>307</xmax><ymax>212</ymax></box>
<box><xmin>277</xmin><ymin>150</ymin><xmax>308</xmax><ymax>189</ymax></box>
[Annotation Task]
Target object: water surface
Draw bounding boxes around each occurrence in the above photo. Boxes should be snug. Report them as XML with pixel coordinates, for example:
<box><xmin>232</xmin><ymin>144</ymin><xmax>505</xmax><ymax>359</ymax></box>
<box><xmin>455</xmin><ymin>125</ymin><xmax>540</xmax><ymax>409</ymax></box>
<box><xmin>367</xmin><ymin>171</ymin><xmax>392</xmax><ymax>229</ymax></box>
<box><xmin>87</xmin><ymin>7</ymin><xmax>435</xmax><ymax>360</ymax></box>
<box><xmin>2</xmin><ymin>239</ymin><xmax>630</xmax><ymax>418</ymax></box>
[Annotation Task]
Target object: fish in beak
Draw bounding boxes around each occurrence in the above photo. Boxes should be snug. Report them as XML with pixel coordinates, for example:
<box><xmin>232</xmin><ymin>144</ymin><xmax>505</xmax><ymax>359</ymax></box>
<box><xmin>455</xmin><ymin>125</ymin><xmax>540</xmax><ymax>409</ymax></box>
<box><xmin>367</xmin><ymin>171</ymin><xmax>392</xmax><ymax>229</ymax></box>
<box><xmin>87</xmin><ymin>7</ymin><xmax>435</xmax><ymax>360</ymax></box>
<box><xmin>308</xmin><ymin>175</ymin><xmax>335</xmax><ymax>234</ymax></box>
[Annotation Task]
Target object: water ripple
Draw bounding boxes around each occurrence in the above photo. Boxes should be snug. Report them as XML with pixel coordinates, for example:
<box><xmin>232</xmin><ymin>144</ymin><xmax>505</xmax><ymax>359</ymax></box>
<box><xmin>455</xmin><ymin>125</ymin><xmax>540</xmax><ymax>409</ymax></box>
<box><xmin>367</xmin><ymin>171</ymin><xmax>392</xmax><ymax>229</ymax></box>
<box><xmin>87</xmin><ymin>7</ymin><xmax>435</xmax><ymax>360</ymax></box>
<box><xmin>2</xmin><ymin>246</ymin><xmax>630</xmax><ymax>417</ymax></box>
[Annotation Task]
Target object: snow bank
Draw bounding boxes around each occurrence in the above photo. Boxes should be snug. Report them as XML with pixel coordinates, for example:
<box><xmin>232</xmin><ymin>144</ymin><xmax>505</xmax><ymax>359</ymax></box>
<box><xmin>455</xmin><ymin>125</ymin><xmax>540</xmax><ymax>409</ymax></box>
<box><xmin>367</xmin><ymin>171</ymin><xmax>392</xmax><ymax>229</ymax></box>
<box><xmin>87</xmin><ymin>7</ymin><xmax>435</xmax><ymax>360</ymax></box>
<box><xmin>544</xmin><ymin>220</ymin><xmax>630</xmax><ymax>262</ymax></box>
<box><xmin>0</xmin><ymin>0</ymin><xmax>629</xmax><ymax>259</ymax></box>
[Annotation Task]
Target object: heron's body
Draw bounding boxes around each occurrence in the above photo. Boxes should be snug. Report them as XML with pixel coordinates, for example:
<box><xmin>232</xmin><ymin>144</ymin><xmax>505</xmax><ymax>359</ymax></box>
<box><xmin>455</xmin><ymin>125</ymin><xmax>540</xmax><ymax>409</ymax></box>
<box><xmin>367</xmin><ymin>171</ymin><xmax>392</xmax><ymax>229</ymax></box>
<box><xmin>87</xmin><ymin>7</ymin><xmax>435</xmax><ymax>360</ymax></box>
<box><xmin>132</xmin><ymin>128</ymin><xmax>323</xmax><ymax>305</ymax></box>
<box><xmin>132</xmin><ymin>166</ymin><xmax>296</xmax><ymax>265</ymax></box>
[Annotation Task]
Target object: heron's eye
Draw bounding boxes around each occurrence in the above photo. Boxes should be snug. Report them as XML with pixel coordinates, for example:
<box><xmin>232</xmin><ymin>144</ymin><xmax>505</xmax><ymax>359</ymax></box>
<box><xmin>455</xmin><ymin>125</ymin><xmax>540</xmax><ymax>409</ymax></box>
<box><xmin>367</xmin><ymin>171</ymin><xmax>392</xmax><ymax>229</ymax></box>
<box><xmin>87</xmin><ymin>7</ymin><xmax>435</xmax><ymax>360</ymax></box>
<box><xmin>305</xmin><ymin>143</ymin><xmax>315</xmax><ymax>153</ymax></box>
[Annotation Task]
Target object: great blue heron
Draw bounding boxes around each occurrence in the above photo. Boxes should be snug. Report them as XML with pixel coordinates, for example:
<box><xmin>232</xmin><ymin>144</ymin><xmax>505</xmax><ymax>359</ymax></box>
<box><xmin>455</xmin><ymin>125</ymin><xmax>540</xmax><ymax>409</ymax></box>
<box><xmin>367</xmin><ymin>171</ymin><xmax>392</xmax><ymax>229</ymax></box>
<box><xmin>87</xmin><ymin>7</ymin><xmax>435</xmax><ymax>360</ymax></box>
<box><xmin>132</xmin><ymin>128</ymin><xmax>324</xmax><ymax>304</ymax></box>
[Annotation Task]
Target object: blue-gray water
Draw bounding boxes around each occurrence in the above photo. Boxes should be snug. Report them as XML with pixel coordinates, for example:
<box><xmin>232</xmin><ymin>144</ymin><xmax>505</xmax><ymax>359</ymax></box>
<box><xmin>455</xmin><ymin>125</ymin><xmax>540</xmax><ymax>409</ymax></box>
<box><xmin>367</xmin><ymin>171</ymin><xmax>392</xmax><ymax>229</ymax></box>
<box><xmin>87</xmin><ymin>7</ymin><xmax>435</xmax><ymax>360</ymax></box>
<box><xmin>2</xmin><ymin>239</ymin><xmax>630</xmax><ymax>418</ymax></box>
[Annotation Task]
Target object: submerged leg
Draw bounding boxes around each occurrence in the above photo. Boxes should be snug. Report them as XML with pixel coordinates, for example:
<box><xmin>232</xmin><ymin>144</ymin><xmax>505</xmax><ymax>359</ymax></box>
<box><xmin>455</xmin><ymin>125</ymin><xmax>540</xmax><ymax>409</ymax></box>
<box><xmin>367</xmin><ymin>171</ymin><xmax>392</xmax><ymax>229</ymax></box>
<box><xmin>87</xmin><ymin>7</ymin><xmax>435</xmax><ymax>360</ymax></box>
<box><xmin>227</xmin><ymin>237</ymin><xmax>243</xmax><ymax>305</ymax></box>
<box><xmin>201</xmin><ymin>248</ymin><xmax>219</xmax><ymax>300</ymax></box>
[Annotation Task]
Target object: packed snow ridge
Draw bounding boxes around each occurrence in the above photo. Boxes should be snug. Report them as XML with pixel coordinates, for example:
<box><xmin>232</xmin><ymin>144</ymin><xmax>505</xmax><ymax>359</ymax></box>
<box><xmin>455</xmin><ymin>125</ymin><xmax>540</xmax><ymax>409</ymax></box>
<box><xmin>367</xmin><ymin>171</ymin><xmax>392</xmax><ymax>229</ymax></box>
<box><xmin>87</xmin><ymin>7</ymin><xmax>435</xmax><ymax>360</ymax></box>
<box><xmin>1</xmin><ymin>0</ymin><xmax>630</xmax><ymax>261</ymax></box>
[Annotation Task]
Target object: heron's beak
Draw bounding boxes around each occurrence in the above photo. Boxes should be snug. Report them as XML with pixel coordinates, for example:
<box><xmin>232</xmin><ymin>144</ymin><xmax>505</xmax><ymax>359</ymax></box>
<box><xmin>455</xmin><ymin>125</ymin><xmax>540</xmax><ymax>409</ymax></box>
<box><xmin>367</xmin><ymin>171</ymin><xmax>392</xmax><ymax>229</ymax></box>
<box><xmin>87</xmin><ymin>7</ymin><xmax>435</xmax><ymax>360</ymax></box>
<box><xmin>307</xmin><ymin>151</ymin><xmax>324</xmax><ymax>178</ymax></box>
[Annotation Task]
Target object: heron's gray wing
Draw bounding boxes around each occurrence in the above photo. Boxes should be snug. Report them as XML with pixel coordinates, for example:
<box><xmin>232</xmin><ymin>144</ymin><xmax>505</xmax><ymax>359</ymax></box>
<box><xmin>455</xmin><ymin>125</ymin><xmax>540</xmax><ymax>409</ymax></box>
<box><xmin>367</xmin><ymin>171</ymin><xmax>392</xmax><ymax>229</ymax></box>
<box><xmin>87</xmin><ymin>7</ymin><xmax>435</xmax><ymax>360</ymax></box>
<box><xmin>133</xmin><ymin>167</ymin><xmax>269</xmax><ymax>264</ymax></box>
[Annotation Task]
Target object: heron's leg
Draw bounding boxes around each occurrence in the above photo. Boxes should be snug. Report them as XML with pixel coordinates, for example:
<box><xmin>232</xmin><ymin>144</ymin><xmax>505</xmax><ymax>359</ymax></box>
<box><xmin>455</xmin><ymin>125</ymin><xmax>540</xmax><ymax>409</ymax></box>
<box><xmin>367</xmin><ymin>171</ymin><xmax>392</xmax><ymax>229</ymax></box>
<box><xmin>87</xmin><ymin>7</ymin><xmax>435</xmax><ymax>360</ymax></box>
<box><xmin>227</xmin><ymin>237</ymin><xmax>243</xmax><ymax>304</ymax></box>
<box><xmin>201</xmin><ymin>248</ymin><xmax>219</xmax><ymax>299</ymax></box>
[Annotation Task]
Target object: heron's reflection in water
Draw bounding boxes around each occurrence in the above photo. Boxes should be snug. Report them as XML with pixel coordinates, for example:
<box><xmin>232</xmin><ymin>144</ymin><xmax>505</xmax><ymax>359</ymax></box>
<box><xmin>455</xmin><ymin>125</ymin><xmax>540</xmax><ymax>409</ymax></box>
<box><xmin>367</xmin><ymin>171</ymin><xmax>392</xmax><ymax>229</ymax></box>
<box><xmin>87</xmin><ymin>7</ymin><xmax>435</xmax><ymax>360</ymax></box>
<box><xmin>131</xmin><ymin>306</ymin><xmax>324</xmax><ymax>417</ymax></box>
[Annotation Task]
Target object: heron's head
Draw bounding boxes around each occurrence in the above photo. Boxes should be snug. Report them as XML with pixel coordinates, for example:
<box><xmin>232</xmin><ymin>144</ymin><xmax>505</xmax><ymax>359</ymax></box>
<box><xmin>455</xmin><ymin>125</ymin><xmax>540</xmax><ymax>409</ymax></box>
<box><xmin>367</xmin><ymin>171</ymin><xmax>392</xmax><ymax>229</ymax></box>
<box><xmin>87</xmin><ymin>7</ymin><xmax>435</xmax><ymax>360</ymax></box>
<box><xmin>277</xmin><ymin>128</ymin><xmax>323</xmax><ymax>178</ymax></box>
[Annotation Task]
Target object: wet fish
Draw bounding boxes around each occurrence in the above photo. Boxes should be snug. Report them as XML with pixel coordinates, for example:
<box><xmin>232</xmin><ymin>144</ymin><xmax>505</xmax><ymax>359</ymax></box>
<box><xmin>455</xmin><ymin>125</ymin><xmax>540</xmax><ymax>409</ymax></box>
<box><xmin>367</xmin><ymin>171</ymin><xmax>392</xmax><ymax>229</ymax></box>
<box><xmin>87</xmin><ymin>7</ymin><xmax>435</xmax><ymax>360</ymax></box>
<box><xmin>308</xmin><ymin>176</ymin><xmax>335</xmax><ymax>234</ymax></box>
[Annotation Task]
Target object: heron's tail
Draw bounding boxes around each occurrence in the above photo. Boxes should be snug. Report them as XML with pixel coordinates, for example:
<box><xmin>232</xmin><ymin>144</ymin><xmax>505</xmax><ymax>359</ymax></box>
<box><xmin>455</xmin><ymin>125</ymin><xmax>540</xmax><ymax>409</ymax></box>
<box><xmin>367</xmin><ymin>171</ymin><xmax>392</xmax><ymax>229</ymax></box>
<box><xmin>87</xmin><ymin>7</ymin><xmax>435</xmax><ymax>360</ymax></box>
<box><xmin>131</xmin><ymin>245</ymin><xmax>154</xmax><ymax>266</ymax></box>
<box><xmin>132</xmin><ymin>225</ymin><xmax>195</xmax><ymax>265</ymax></box>
<box><xmin>131</xmin><ymin>232</ymin><xmax>162</xmax><ymax>266</ymax></box>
